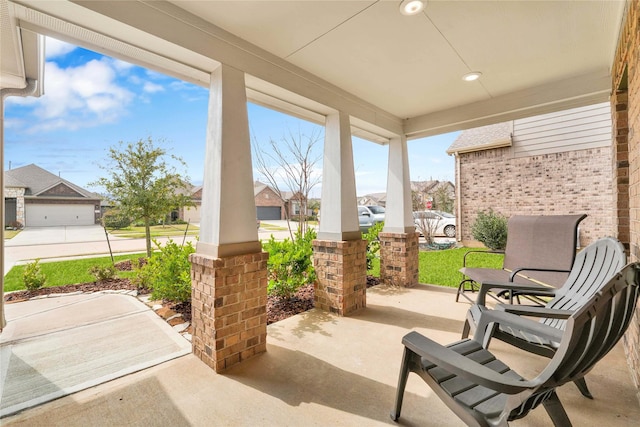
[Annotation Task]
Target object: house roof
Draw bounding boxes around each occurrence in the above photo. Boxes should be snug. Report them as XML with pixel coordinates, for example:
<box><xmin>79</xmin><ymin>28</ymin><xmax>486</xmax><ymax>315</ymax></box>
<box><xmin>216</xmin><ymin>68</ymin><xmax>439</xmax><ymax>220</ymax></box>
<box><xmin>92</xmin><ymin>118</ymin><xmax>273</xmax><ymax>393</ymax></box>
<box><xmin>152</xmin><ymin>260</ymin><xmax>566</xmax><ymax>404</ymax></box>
<box><xmin>446</xmin><ymin>122</ymin><xmax>513</xmax><ymax>155</ymax></box>
<box><xmin>4</xmin><ymin>164</ymin><xmax>99</xmax><ymax>199</ymax></box>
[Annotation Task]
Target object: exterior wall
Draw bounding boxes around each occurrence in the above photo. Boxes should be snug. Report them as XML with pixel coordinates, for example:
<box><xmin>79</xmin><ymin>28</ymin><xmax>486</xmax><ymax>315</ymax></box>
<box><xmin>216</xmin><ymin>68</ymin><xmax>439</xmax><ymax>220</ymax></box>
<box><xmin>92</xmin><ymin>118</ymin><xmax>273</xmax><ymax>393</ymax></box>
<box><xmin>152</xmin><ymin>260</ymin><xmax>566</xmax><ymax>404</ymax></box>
<box><xmin>458</xmin><ymin>146</ymin><xmax>614</xmax><ymax>248</ymax></box>
<box><xmin>254</xmin><ymin>187</ymin><xmax>285</xmax><ymax>220</ymax></box>
<box><xmin>612</xmin><ymin>0</ymin><xmax>640</xmax><ymax>401</ymax></box>
<box><xmin>4</xmin><ymin>187</ymin><xmax>25</xmax><ymax>225</ymax></box>
<box><xmin>512</xmin><ymin>102</ymin><xmax>612</xmax><ymax>157</ymax></box>
<box><xmin>40</xmin><ymin>183</ymin><xmax>85</xmax><ymax>197</ymax></box>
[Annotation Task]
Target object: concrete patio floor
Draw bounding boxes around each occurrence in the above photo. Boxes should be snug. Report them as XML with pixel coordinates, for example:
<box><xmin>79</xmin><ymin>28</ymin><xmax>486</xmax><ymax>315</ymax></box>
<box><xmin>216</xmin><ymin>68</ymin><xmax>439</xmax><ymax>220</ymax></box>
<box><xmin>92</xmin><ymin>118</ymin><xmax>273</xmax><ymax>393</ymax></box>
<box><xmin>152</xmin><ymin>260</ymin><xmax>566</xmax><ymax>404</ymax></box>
<box><xmin>3</xmin><ymin>284</ymin><xmax>640</xmax><ymax>426</ymax></box>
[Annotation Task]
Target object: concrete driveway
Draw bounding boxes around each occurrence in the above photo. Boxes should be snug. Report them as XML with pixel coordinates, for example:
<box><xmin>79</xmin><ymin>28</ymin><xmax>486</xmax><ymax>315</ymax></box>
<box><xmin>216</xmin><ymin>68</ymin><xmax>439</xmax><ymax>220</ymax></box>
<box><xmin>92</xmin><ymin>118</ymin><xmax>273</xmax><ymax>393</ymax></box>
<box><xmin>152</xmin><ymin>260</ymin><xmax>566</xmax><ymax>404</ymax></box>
<box><xmin>5</xmin><ymin>226</ymin><xmax>111</xmax><ymax>247</ymax></box>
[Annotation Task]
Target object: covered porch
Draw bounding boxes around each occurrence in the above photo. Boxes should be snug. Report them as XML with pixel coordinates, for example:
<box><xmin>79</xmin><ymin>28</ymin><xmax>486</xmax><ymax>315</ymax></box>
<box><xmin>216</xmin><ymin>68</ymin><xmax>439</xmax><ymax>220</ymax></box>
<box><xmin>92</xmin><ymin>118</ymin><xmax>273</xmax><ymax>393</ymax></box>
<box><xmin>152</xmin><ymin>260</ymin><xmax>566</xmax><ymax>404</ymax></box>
<box><xmin>3</xmin><ymin>284</ymin><xmax>639</xmax><ymax>426</ymax></box>
<box><xmin>2</xmin><ymin>0</ymin><xmax>640</xmax><ymax>413</ymax></box>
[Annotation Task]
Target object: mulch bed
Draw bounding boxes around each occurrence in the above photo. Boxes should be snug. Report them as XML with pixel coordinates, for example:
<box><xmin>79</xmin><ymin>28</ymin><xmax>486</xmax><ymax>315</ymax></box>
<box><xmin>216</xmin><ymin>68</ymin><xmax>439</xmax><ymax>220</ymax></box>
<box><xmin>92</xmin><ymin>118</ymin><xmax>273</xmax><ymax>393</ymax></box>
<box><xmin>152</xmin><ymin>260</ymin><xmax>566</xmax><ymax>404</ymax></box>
<box><xmin>4</xmin><ymin>274</ymin><xmax>382</xmax><ymax>325</ymax></box>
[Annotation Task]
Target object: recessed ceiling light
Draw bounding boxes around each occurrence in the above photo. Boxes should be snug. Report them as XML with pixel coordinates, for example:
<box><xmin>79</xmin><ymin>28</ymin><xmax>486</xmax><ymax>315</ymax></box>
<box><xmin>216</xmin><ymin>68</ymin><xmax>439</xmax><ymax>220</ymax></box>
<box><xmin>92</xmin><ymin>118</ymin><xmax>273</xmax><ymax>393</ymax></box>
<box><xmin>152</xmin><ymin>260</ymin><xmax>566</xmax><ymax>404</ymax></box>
<box><xmin>462</xmin><ymin>72</ymin><xmax>482</xmax><ymax>82</ymax></box>
<box><xmin>399</xmin><ymin>0</ymin><xmax>425</xmax><ymax>16</ymax></box>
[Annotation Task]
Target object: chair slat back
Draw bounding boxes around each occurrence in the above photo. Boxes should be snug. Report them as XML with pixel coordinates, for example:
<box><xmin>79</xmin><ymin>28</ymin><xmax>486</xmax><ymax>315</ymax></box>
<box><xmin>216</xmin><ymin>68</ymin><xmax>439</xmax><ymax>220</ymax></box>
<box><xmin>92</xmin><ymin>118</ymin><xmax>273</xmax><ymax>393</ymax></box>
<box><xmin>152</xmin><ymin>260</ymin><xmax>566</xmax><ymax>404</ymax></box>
<box><xmin>548</xmin><ymin>263</ymin><xmax>640</xmax><ymax>387</ymax></box>
<box><xmin>503</xmin><ymin>214</ymin><xmax>586</xmax><ymax>274</ymax></box>
<box><xmin>544</xmin><ymin>237</ymin><xmax>626</xmax><ymax>329</ymax></box>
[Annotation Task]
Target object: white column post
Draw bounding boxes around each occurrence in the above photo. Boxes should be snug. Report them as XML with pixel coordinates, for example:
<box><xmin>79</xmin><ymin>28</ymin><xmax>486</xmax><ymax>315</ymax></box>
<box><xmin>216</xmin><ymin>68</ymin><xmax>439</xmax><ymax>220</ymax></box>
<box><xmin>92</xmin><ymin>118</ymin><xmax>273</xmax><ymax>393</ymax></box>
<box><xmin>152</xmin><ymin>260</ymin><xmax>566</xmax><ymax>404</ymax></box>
<box><xmin>384</xmin><ymin>135</ymin><xmax>415</xmax><ymax>233</ymax></box>
<box><xmin>317</xmin><ymin>111</ymin><xmax>360</xmax><ymax>241</ymax></box>
<box><xmin>1</xmin><ymin>94</ymin><xmax>6</xmax><ymax>330</ymax></box>
<box><xmin>197</xmin><ymin>64</ymin><xmax>261</xmax><ymax>258</ymax></box>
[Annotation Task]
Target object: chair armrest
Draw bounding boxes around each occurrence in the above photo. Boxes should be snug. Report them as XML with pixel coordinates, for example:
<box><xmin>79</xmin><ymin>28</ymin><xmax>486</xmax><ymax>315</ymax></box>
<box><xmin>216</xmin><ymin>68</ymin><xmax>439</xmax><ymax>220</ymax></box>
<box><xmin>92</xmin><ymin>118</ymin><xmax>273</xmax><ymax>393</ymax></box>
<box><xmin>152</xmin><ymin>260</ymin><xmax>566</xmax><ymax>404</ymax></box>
<box><xmin>496</xmin><ymin>304</ymin><xmax>573</xmax><ymax>319</ymax></box>
<box><xmin>476</xmin><ymin>281</ymin><xmax>552</xmax><ymax>305</ymax></box>
<box><xmin>463</xmin><ymin>250</ymin><xmax>505</xmax><ymax>268</ymax></box>
<box><xmin>473</xmin><ymin>309</ymin><xmax>564</xmax><ymax>344</ymax></box>
<box><xmin>402</xmin><ymin>331</ymin><xmax>537</xmax><ymax>394</ymax></box>
<box><xmin>508</xmin><ymin>267</ymin><xmax>570</xmax><ymax>282</ymax></box>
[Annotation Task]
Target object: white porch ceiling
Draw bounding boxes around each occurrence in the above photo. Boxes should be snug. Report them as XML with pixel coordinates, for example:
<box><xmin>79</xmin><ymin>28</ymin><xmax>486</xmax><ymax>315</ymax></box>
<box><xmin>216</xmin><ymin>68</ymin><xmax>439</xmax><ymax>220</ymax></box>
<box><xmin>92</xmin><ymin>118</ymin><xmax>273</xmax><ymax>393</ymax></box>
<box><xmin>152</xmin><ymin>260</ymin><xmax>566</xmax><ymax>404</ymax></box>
<box><xmin>1</xmin><ymin>0</ymin><xmax>626</xmax><ymax>141</ymax></box>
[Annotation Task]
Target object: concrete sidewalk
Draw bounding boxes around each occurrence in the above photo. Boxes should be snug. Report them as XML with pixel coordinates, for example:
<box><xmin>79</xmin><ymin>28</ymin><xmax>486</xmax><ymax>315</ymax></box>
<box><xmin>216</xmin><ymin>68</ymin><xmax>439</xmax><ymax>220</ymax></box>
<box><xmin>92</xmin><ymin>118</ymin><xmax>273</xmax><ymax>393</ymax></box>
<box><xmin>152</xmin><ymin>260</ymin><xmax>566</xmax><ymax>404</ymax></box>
<box><xmin>0</xmin><ymin>292</ymin><xmax>191</xmax><ymax>418</ymax></box>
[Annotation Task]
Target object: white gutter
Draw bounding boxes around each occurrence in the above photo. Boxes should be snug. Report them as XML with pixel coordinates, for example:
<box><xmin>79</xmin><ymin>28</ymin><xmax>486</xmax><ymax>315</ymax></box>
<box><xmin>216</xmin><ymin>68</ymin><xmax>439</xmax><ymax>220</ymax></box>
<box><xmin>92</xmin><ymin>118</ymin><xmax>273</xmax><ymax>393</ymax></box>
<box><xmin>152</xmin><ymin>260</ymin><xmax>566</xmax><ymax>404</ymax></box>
<box><xmin>1</xmin><ymin>78</ymin><xmax>39</xmax><ymax>331</ymax></box>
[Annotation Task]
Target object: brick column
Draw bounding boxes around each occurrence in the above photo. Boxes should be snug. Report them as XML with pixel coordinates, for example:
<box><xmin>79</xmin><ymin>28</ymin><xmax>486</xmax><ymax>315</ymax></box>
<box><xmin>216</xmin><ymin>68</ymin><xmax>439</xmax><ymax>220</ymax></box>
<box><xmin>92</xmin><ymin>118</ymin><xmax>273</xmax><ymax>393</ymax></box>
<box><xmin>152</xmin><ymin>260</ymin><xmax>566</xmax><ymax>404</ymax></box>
<box><xmin>312</xmin><ymin>239</ymin><xmax>367</xmax><ymax>316</ymax></box>
<box><xmin>379</xmin><ymin>232</ymin><xmax>419</xmax><ymax>287</ymax></box>
<box><xmin>190</xmin><ymin>251</ymin><xmax>269</xmax><ymax>372</ymax></box>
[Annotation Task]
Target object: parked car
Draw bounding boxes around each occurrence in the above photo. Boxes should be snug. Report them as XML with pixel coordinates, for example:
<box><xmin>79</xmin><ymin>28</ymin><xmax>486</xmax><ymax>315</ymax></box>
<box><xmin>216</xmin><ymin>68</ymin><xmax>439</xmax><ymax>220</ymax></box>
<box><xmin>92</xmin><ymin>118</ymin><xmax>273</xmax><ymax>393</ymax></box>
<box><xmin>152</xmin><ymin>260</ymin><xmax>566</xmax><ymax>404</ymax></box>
<box><xmin>413</xmin><ymin>210</ymin><xmax>456</xmax><ymax>238</ymax></box>
<box><xmin>358</xmin><ymin>206</ymin><xmax>375</xmax><ymax>232</ymax></box>
<box><xmin>364</xmin><ymin>205</ymin><xmax>385</xmax><ymax>224</ymax></box>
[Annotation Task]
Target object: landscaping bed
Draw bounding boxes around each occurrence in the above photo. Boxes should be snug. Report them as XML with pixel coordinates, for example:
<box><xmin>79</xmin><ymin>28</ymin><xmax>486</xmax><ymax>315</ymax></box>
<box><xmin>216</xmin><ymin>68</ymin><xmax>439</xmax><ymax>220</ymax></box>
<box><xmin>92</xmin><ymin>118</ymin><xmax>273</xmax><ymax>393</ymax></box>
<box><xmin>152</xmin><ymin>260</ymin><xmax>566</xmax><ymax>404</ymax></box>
<box><xmin>4</xmin><ymin>275</ymin><xmax>382</xmax><ymax>325</ymax></box>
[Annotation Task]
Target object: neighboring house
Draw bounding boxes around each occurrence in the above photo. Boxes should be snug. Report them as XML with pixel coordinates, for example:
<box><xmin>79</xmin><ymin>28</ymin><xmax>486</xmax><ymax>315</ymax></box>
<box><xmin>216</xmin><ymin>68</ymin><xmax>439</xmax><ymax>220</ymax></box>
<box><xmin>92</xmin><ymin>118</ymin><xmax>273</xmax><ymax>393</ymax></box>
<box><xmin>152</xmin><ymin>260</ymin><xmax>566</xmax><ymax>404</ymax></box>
<box><xmin>411</xmin><ymin>180</ymin><xmax>455</xmax><ymax>212</ymax></box>
<box><xmin>360</xmin><ymin>182</ymin><xmax>455</xmax><ymax>211</ymax></box>
<box><xmin>447</xmin><ymin>102</ymin><xmax>613</xmax><ymax>247</ymax></box>
<box><xmin>358</xmin><ymin>192</ymin><xmax>386</xmax><ymax>207</ymax></box>
<box><xmin>178</xmin><ymin>185</ymin><xmax>202</xmax><ymax>224</ymax></box>
<box><xmin>3</xmin><ymin>164</ymin><xmax>101</xmax><ymax>227</ymax></box>
<box><xmin>180</xmin><ymin>181</ymin><xmax>308</xmax><ymax>222</ymax></box>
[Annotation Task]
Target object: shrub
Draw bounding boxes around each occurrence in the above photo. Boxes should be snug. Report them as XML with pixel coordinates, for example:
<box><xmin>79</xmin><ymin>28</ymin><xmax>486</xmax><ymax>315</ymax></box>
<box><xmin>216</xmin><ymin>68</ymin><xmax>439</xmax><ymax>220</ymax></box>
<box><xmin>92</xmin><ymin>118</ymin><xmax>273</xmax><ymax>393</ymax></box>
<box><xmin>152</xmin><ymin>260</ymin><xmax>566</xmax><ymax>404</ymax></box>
<box><xmin>102</xmin><ymin>209</ymin><xmax>131</xmax><ymax>229</ymax></box>
<box><xmin>263</xmin><ymin>229</ymin><xmax>317</xmax><ymax>299</ymax></box>
<box><xmin>134</xmin><ymin>239</ymin><xmax>195</xmax><ymax>303</ymax></box>
<box><xmin>8</xmin><ymin>220</ymin><xmax>23</xmax><ymax>230</ymax></box>
<box><xmin>471</xmin><ymin>209</ymin><xmax>508</xmax><ymax>250</ymax></box>
<box><xmin>88</xmin><ymin>265</ymin><xmax>117</xmax><ymax>281</ymax></box>
<box><xmin>363</xmin><ymin>222</ymin><xmax>384</xmax><ymax>271</ymax></box>
<box><xmin>23</xmin><ymin>259</ymin><xmax>46</xmax><ymax>290</ymax></box>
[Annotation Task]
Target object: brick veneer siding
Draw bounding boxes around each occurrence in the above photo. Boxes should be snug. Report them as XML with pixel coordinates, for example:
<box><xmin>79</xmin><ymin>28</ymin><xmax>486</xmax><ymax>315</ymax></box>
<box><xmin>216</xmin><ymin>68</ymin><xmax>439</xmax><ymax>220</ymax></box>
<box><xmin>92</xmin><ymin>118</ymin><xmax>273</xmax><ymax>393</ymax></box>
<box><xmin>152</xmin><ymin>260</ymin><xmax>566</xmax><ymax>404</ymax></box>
<box><xmin>255</xmin><ymin>187</ymin><xmax>285</xmax><ymax>220</ymax></box>
<box><xmin>189</xmin><ymin>251</ymin><xmax>269</xmax><ymax>372</ymax></box>
<box><xmin>379</xmin><ymin>232</ymin><xmax>419</xmax><ymax>287</ymax></box>
<box><xmin>613</xmin><ymin>0</ymin><xmax>640</xmax><ymax>401</ymax></box>
<box><xmin>4</xmin><ymin>187</ymin><xmax>25</xmax><ymax>225</ymax></box>
<box><xmin>458</xmin><ymin>146</ymin><xmax>614</xmax><ymax>248</ymax></box>
<box><xmin>312</xmin><ymin>239</ymin><xmax>367</xmax><ymax>316</ymax></box>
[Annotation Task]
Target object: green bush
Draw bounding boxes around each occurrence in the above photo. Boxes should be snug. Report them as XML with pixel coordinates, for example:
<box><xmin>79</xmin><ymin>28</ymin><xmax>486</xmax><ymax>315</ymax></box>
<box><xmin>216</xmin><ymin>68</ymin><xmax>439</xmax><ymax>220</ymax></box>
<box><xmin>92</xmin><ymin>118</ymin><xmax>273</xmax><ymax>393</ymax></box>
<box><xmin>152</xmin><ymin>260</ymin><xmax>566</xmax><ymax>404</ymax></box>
<box><xmin>102</xmin><ymin>209</ymin><xmax>131</xmax><ymax>229</ymax></box>
<box><xmin>363</xmin><ymin>222</ymin><xmax>384</xmax><ymax>272</ymax></box>
<box><xmin>23</xmin><ymin>259</ymin><xmax>46</xmax><ymax>290</ymax></box>
<box><xmin>263</xmin><ymin>229</ymin><xmax>317</xmax><ymax>299</ymax></box>
<box><xmin>471</xmin><ymin>209</ymin><xmax>508</xmax><ymax>250</ymax></box>
<box><xmin>88</xmin><ymin>265</ymin><xmax>117</xmax><ymax>281</ymax></box>
<box><xmin>134</xmin><ymin>239</ymin><xmax>195</xmax><ymax>302</ymax></box>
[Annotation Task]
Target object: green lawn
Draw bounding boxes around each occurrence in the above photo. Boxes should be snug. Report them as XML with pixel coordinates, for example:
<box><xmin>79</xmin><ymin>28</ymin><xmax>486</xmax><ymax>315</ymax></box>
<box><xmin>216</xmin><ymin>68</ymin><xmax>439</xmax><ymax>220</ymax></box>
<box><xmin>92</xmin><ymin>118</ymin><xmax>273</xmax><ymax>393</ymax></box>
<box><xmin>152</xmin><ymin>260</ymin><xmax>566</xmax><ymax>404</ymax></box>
<box><xmin>259</xmin><ymin>222</ymin><xmax>288</xmax><ymax>231</ymax></box>
<box><xmin>418</xmin><ymin>247</ymin><xmax>503</xmax><ymax>287</ymax></box>
<box><xmin>108</xmin><ymin>224</ymin><xmax>199</xmax><ymax>239</ymax></box>
<box><xmin>369</xmin><ymin>247</ymin><xmax>503</xmax><ymax>288</ymax></box>
<box><xmin>4</xmin><ymin>253</ymin><xmax>146</xmax><ymax>292</ymax></box>
<box><xmin>4</xmin><ymin>229</ymin><xmax>21</xmax><ymax>239</ymax></box>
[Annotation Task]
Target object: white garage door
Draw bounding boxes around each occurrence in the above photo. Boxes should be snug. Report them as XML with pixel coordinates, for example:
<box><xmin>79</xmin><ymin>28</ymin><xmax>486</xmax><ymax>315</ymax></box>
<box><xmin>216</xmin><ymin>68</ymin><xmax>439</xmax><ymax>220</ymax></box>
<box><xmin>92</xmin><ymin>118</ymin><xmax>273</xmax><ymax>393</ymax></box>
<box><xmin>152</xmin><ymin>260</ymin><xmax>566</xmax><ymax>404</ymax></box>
<box><xmin>26</xmin><ymin>204</ymin><xmax>95</xmax><ymax>226</ymax></box>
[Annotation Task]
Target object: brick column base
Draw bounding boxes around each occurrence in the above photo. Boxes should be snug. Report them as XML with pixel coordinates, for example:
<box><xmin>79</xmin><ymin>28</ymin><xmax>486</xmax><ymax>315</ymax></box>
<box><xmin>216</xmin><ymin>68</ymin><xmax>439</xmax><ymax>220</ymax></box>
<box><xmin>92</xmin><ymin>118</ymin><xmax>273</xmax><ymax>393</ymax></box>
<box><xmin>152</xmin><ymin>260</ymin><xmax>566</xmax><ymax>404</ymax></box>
<box><xmin>312</xmin><ymin>239</ymin><xmax>367</xmax><ymax>316</ymax></box>
<box><xmin>379</xmin><ymin>232</ymin><xmax>419</xmax><ymax>287</ymax></box>
<box><xmin>189</xmin><ymin>251</ymin><xmax>269</xmax><ymax>372</ymax></box>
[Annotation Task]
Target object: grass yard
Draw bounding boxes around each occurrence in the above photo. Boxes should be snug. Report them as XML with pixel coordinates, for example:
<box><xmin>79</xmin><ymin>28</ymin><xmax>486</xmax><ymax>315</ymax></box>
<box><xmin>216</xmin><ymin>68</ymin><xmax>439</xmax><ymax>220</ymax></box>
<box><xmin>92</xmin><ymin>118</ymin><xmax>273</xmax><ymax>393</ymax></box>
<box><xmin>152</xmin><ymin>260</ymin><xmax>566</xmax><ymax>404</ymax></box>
<box><xmin>4</xmin><ymin>253</ymin><xmax>146</xmax><ymax>292</ymax></box>
<box><xmin>4</xmin><ymin>229</ymin><xmax>21</xmax><ymax>239</ymax></box>
<box><xmin>108</xmin><ymin>224</ymin><xmax>199</xmax><ymax>239</ymax></box>
<box><xmin>419</xmin><ymin>247</ymin><xmax>503</xmax><ymax>287</ymax></box>
<box><xmin>259</xmin><ymin>222</ymin><xmax>289</xmax><ymax>231</ymax></box>
<box><xmin>369</xmin><ymin>247</ymin><xmax>503</xmax><ymax>288</ymax></box>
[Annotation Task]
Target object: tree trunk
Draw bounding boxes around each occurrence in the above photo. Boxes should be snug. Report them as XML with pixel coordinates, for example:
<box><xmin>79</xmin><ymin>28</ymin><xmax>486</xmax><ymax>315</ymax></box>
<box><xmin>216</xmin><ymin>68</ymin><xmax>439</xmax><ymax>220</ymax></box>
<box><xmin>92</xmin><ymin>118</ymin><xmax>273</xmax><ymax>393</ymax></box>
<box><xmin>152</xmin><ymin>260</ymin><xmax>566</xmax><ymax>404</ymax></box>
<box><xmin>144</xmin><ymin>217</ymin><xmax>152</xmax><ymax>258</ymax></box>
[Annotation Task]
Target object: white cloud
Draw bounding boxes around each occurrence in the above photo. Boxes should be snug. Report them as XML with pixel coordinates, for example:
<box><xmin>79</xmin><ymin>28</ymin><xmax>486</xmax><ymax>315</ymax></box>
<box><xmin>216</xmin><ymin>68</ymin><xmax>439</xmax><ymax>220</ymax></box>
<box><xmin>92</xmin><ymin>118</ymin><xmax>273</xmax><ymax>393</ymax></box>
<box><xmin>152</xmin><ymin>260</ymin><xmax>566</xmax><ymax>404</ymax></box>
<box><xmin>45</xmin><ymin>38</ymin><xmax>76</xmax><ymax>58</ymax></box>
<box><xmin>143</xmin><ymin>82</ymin><xmax>165</xmax><ymax>93</ymax></box>
<box><xmin>16</xmin><ymin>58</ymin><xmax>134</xmax><ymax>132</ymax></box>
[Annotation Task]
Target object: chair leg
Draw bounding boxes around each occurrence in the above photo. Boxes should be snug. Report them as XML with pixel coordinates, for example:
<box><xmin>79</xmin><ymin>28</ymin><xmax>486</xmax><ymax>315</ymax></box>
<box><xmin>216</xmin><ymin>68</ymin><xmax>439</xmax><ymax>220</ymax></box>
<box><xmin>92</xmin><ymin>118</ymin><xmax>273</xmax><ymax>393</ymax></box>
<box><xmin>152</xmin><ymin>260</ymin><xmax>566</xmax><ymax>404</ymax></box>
<box><xmin>390</xmin><ymin>347</ymin><xmax>412</xmax><ymax>422</ymax></box>
<box><xmin>574</xmin><ymin>378</ymin><xmax>593</xmax><ymax>399</ymax></box>
<box><xmin>542</xmin><ymin>391</ymin><xmax>572</xmax><ymax>427</ymax></box>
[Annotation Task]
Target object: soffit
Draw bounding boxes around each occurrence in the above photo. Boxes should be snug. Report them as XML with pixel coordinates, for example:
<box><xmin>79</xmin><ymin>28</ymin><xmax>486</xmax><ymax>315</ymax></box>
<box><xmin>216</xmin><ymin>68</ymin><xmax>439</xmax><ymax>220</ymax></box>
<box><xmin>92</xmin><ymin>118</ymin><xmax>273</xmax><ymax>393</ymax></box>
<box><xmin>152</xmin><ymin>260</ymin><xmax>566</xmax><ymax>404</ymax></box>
<box><xmin>4</xmin><ymin>0</ymin><xmax>626</xmax><ymax>140</ymax></box>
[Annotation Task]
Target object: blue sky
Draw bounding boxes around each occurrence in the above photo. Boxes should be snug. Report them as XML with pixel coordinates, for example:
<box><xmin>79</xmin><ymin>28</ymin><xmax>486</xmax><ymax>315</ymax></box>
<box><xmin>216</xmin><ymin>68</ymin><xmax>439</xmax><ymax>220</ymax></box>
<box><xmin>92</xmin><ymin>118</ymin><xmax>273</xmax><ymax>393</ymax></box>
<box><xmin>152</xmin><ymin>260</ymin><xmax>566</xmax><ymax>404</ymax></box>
<box><xmin>4</xmin><ymin>38</ymin><xmax>458</xmax><ymax>198</ymax></box>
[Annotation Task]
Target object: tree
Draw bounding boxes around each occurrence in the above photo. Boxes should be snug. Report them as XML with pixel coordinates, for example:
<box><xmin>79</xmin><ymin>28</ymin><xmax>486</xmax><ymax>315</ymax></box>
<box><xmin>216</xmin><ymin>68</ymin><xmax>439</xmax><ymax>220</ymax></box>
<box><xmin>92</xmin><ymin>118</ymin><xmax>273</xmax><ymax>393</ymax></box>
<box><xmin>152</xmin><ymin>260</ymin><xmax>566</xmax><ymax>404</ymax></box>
<box><xmin>433</xmin><ymin>183</ymin><xmax>454</xmax><ymax>213</ymax></box>
<box><xmin>253</xmin><ymin>129</ymin><xmax>322</xmax><ymax>239</ymax></box>
<box><xmin>92</xmin><ymin>137</ymin><xmax>193</xmax><ymax>257</ymax></box>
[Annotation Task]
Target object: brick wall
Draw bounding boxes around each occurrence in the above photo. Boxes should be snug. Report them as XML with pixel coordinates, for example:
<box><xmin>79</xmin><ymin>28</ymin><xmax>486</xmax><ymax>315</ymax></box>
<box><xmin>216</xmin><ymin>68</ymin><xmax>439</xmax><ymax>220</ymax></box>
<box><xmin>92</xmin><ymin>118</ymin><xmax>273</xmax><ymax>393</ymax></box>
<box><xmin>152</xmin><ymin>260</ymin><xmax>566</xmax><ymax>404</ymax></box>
<box><xmin>189</xmin><ymin>251</ymin><xmax>269</xmax><ymax>372</ymax></box>
<box><xmin>312</xmin><ymin>239</ymin><xmax>367</xmax><ymax>316</ymax></box>
<box><xmin>254</xmin><ymin>187</ymin><xmax>285</xmax><ymax>219</ymax></box>
<box><xmin>613</xmin><ymin>0</ymin><xmax>640</xmax><ymax>400</ymax></box>
<box><xmin>379</xmin><ymin>232</ymin><xmax>419</xmax><ymax>287</ymax></box>
<box><xmin>4</xmin><ymin>187</ymin><xmax>25</xmax><ymax>225</ymax></box>
<box><xmin>458</xmin><ymin>146</ymin><xmax>614</xmax><ymax>248</ymax></box>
